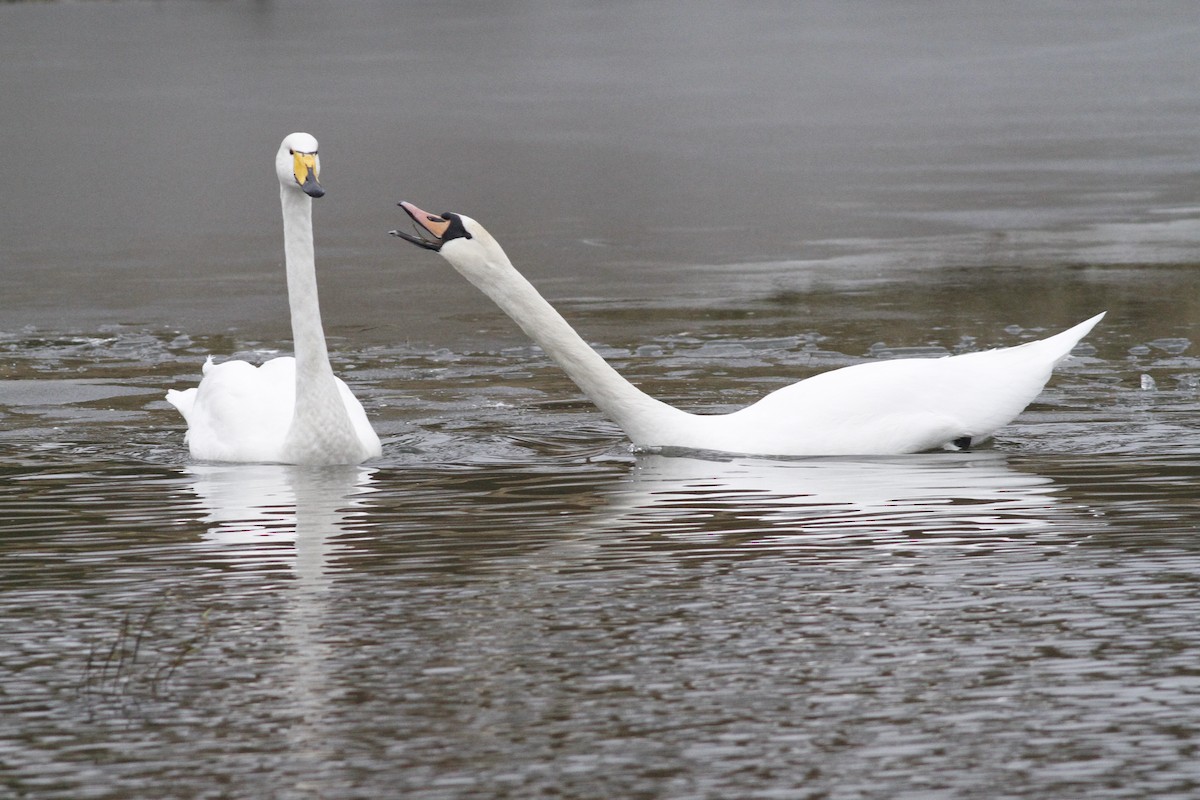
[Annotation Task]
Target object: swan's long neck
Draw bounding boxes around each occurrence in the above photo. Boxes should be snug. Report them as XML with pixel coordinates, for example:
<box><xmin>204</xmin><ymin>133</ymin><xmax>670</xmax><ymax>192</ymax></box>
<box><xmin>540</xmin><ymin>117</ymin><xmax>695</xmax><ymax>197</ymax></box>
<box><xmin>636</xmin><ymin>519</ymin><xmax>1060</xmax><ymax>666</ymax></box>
<box><xmin>457</xmin><ymin>244</ymin><xmax>688</xmax><ymax>442</ymax></box>
<box><xmin>279</xmin><ymin>187</ymin><xmax>358</xmax><ymax>461</ymax></box>
<box><xmin>281</xmin><ymin>189</ymin><xmax>329</xmax><ymax>376</ymax></box>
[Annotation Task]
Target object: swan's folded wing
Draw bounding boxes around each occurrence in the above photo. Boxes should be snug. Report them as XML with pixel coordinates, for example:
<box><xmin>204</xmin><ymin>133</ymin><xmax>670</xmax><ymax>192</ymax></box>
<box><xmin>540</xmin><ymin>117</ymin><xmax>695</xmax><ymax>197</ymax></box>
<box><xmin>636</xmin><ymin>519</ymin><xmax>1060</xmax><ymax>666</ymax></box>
<box><xmin>718</xmin><ymin>339</ymin><xmax>1077</xmax><ymax>455</ymax></box>
<box><xmin>333</xmin><ymin>377</ymin><xmax>383</xmax><ymax>459</ymax></box>
<box><xmin>180</xmin><ymin>358</ymin><xmax>297</xmax><ymax>462</ymax></box>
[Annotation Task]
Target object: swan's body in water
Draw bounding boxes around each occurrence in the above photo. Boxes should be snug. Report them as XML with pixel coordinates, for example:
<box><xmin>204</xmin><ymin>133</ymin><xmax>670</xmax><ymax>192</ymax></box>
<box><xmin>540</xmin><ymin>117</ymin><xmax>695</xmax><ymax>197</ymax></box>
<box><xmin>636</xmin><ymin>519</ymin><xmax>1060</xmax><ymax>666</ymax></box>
<box><xmin>166</xmin><ymin>133</ymin><xmax>380</xmax><ymax>464</ymax></box>
<box><xmin>392</xmin><ymin>202</ymin><xmax>1103</xmax><ymax>456</ymax></box>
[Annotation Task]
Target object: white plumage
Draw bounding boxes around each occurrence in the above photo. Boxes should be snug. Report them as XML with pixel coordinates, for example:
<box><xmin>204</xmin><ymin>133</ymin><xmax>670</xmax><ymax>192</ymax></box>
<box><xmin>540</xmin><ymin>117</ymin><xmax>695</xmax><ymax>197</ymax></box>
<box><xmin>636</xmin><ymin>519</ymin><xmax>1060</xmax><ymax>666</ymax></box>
<box><xmin>167</xmin><ymin>133</ymin><xmax>381</xmax><ymax>464</ymax></box>
<box><xmin>392</xmin><ymin>202</ymin><xmax>1102</xmax><ymax>457</ymax></box>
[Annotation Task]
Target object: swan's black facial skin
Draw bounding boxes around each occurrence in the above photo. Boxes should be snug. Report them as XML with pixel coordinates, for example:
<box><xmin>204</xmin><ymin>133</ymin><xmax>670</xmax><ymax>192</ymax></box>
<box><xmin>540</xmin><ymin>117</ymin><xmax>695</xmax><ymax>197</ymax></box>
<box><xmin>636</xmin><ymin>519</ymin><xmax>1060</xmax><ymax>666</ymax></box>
<box><xmin>439</xmin><ymin>213</ymin><xmax>472</xmax><ymax>245</ymax></box>
<box><xmin>389</xmin><ymin>203</ymin><xmax>473</xmax><ymax>252</ymax></box>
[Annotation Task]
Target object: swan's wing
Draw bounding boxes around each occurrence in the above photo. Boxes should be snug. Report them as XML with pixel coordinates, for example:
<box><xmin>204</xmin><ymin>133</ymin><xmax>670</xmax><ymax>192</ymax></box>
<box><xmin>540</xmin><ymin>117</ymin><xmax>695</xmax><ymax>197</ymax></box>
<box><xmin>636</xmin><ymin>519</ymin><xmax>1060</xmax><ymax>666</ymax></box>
<box><xmin>333</xmin><ymin>376</ymin><xmax>383</xmax><ymax>458</ymax></box>
<box><xmin>726</xmin><ymin>358</ymin><xmax>983</xmax><ymax>454</ymax></box>
<box><xmin>721</xmin><ymin>314</ymin><xmax>1102</xmax><ymax>455</ymax></box>
<box><xmin>181</xmin><ymin>357</ymin><xmax>297</xmax><ymax>462</ymax></box>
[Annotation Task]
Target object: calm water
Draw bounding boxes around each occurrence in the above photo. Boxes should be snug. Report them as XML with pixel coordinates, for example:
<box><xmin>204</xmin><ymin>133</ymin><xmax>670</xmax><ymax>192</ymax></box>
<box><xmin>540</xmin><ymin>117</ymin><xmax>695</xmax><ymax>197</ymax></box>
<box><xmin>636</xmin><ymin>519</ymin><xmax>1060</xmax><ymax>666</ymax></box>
<box><xmin>4</xmin><ymin>2</ymin><xmax>1200</xmax><ymax>798</ymax></box>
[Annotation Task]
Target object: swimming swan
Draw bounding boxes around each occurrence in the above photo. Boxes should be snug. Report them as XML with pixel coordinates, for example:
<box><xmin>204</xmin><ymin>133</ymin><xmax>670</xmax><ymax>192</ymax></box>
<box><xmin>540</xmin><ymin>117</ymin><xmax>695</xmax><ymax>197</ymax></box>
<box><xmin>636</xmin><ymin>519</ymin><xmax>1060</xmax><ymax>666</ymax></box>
<box><xmin>165</xmin><ymin>133</ymin><xmax>381</xmax><ymax>464</ymax></box>
<box><xmin>392</xmin><ymin>202</ymin><xmax>1103</xmax><ymax>456</ymax></box>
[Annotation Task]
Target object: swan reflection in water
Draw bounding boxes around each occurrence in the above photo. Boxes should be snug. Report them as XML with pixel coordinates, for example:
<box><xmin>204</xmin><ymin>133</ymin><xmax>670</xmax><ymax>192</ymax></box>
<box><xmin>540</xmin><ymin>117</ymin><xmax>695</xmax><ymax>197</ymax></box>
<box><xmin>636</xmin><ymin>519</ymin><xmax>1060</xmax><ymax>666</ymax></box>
<box><xmin>182</xmin><ymin>463</ymin><xmax>375</xmax><ymax>781</ymax></box>
<box><xmin>581</xmin><ymin>450</ymin><xmax>1087</xmax><ymax>553</ymax></box>
<box><xmin>185</xmin><ymin>463</ymin><xmax>375</xmax><ymax>580</ymax></box>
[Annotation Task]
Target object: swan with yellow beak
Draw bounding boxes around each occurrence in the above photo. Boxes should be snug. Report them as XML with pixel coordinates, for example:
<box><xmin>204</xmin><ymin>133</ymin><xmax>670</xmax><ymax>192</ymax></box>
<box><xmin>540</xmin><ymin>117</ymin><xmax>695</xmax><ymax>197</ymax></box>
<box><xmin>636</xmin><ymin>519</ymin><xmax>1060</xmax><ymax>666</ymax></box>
<box><xmin>166</xmin><ymin>133</ymin><xmax>380</xmax><ymax>464</ymax></box>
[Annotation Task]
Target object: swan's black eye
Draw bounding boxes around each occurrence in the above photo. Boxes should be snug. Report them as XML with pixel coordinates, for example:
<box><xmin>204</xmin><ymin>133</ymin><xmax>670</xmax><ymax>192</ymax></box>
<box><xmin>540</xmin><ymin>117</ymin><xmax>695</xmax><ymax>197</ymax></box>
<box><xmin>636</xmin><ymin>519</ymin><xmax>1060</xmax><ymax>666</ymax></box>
<box><xmin>288</xmin><ymin>148</ymin><xmax>294</xmax><ymax>155</ymax></box>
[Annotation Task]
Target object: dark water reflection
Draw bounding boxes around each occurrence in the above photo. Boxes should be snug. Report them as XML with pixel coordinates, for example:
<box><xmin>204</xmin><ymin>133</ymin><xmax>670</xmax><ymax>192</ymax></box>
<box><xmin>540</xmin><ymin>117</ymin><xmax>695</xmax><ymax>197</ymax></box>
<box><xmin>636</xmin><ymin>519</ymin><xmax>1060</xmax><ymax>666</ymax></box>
<box><xmin>5</xmin><ymin>0</ymin><xmax>1200</xmax><ymax>798</ymax></box>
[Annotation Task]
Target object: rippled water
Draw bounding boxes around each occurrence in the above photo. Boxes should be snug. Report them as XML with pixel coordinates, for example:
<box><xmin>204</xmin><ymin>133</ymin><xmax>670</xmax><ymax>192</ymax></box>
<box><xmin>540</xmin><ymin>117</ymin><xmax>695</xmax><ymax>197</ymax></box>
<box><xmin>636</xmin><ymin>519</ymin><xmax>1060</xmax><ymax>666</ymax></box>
<box><xmin>5</xmin><ymin>1</ymin><xmax>1200</xmax><ymax>799</ymax></box>
<box><xmin>5</xmin><ymin>310</ymin><xmax>1200</xmax><ymax>799</ymax></box>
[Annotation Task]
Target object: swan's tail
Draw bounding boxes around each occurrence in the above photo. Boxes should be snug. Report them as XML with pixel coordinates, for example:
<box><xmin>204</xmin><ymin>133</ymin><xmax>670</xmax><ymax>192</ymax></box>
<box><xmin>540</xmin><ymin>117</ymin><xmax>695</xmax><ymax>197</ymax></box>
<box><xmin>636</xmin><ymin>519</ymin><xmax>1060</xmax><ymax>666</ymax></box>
<box><xmin>1019</xmin><ymin>312</ymin><xmax>1106</xmax><ymax>364</ymax></box>
<box><xmin>164</xmin><ymin>356</ymin><xmax>214</xmax><ymax>423</ymax></box>
<box><xmin>165</xmin><ymin>387</ymin><xmax>196</xmax><ymax>421</ymax></box>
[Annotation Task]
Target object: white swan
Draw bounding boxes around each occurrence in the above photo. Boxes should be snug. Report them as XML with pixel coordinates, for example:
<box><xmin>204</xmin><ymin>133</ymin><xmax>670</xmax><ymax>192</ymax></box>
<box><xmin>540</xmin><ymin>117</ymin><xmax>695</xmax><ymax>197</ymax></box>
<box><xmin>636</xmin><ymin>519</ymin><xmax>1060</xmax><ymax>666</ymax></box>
<box><xmin>166</xmin><ymin>133</ymin><xmax>381</xmax><ymax>465</ymax></box>
<box><xmin>391</xmin><ymin>202</ymin><xmax>1103</xmax><ymax>456</ymax></box>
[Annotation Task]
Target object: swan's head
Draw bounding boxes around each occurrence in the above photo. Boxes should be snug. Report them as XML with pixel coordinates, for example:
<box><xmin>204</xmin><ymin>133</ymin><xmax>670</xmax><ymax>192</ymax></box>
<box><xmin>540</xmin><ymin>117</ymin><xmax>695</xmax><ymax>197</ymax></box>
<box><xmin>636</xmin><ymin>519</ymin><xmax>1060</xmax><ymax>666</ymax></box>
<box><xmin>391</xmin><ymin>202</ymin><xmax>514</xmax><ymax>290</ymax></box>
<box><xmin>276</xmin><ymin>132</ymin><xmax>324</xmax><ymax>198</ymax></box>
<box><xmin>389</xmin><ymin>201</ymin><xmax>480</xmax><ymax>252</ymax></box>
<box><xmin>390</xmin><ymin>200</ymin><xmax>509</xmax><ymax>276</ymax></box>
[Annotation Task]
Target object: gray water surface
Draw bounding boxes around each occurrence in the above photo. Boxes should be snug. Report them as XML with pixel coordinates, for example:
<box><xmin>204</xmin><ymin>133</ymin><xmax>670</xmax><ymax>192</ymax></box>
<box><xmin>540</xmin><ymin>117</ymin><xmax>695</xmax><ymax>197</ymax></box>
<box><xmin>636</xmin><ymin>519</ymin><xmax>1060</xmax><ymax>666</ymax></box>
<box><xmin>4</xmin><ymin>2</ymin><xmax>1200</xmax><ymax>799</ymax></box>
